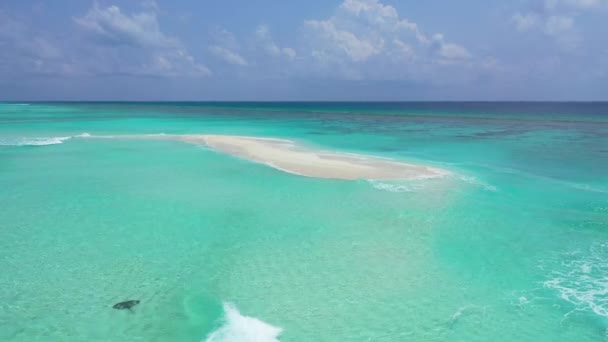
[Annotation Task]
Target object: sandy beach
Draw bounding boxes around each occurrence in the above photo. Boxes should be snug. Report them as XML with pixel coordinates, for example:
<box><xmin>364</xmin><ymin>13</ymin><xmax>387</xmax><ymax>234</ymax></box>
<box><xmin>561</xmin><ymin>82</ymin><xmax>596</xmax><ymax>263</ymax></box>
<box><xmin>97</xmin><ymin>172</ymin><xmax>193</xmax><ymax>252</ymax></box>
<box><xmin>174</xmin><ymin>135</ymin><xmax>448</xmax><ymax>180</ymax></box>
<box><xmin>78</xmin><ymin>133</ymin><xmax>448</xmax><ymax>179</ymax></box>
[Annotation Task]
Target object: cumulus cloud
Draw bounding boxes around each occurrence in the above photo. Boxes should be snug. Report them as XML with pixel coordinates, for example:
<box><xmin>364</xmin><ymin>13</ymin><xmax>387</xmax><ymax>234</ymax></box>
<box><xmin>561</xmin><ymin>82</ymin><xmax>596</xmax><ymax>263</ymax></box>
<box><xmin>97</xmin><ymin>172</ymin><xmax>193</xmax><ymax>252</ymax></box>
<box><xmin>432</xmin><ymin>34</ymin><xmax>472</xmax><ymax>60</ymax></box>
<box><xmin>305</xmin><ymin>0</ymin><xmax>471</xmax><ymax>62</ymax></box>
<box><xmin>74</xmin><ymin>3</ymin><xmax>209</xmax><ymax>77</ymax></box>
<box><xmin>1</xmin><ymin>0</ymin><xmax>494</xmax><ymax>87</ymax></box>
<box><xmin>512</xmin><ymin>13</ymin><xmax>540</xmax><ymax>31</ymax></box>
<box><xmin>74</xmin><ymin>4</ymin><xmax>177</xmax><ymax>48</ymax></box>
<box><xmin>208</xmin><ymin>28</ymin><xmax>249</xmax><ymax>66</ymax></box>
<box><xmin>1</xmin><ymin>5</ymin><xmax>209</xmax><ymax>80</ymax></box>
<box><xmin>302</xmin><ymin>0</ymin><xmax>474</xmax><ymax>79</ymax></box>
<box><xmin>304</xmin><ymin>19</ymin><xmax>383</xmax><ymax>62</ymax></box>
<box><xmin>547</xmin><ymin>0</ymin><xmax>606</xmax><ymax>9</ymax></box>
<box><xmin>255</xmin><ymin>25</ymin><xmax>296</xmax><ymax>60</ymax></box>
<box><xmin>210</xmin><ymin>46</ymin><xmax>248</xmax><ymax>66</ymax></box>
<box><xmin>143</xmin><ymin>50</ymin><xmax>211</xmax><ymax>77</ymax></box>
<box><xmin>511</xmin><ymin>0</ymin><xmax>605</xmax><ymax>44</ymax></box>
<box><xmin>206</xmin><ymin>25</ymin><xmax>297</xmax><ymax>77</ymax></box>
<box><xmin>338</xmin><ymin>0</ymin><xmax>421</xmax><ymax>38</ymax></box>
<box><xmin>392</xmin><ymin>39</ymin><xmax>414</xmax><ymax>60</ymax></box>
<box><xmin>211</xmin><ymin>28</ymin><xmax>239</xmax><ymax>49</ymax></box>
<box><xmin>0</xmin><ymin>10</ymin><xmax>76</xmax><ymax>78</ymax></box>
<box><xmin>512</xmin><ymin>12</ymin><xmax>574</xmax><ymax>37</ymax></box>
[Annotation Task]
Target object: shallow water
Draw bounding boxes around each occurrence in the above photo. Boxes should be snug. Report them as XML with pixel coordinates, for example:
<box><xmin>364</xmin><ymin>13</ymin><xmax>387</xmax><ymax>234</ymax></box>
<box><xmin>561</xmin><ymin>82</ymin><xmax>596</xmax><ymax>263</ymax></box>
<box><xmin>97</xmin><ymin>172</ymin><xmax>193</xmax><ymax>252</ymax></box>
<box><xmin>1</xmin><ymin>102</ymin><xmax>607</xmax><ymax>341</ymax></box>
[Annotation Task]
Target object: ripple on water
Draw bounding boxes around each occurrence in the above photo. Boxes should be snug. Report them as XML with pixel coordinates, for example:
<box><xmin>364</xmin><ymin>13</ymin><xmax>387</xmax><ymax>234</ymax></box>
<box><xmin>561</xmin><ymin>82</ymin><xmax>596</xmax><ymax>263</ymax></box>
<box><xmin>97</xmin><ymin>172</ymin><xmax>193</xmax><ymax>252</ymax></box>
<box><xmin>542</xmin><ymin>242</ymin><xmax>608</xmax><ymax>321</ymax></box>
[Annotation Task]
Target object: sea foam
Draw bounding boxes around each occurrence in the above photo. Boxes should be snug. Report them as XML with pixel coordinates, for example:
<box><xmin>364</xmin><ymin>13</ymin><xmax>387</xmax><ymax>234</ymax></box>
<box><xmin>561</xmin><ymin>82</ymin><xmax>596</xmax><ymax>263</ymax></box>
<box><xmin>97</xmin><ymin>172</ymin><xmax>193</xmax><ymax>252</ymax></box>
<box><xmin>0</xmin><ymin>133</ymin><xmax>91</xmax><ymax>146</ymax></box>
<box><xmin>543</xmin><ymin>242</ymin><xmax>608</xmax><ymax>319</ymax></box>
<box><xmin>204</xmin><ymin>303</ymin><xmax>282</xmax><ymax>342</ymax></box>
<box><xmin>368</xmin><ymin>180</ymin><xmax>425</xmax><ymax>193</ymax></box>
<box><xmin>0</xmin><ymin>136</ymin><xmax>72</xmax><ymax>146</ymax></box>
<box><xmin>455</xmin><ymin>175</ymin><xmax>498</xmax><ymax>192</ymax></box>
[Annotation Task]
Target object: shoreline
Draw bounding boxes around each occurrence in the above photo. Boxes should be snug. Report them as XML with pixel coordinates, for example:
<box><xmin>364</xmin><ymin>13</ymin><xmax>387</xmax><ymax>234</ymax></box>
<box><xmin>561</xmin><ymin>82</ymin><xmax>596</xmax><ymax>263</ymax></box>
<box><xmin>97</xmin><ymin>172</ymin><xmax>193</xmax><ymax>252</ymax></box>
<box><xmin>78</xmin><ymin>133</ymin><xmax>449</xmax><ymax>180</ymax></box>
<box><xmin>177</xmin><ymin>134</ymin><xmax>449</xmax><ymax>180</ymax></box>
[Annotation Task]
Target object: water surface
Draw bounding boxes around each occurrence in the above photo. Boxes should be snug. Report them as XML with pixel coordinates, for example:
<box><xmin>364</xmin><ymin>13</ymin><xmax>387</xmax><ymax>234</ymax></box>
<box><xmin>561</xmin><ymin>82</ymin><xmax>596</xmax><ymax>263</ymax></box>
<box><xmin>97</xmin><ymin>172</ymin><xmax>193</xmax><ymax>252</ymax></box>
<box><xmin>1</xmin><ymin>102</ymin><xmax>607</xmax><ymax>341</ymax></box>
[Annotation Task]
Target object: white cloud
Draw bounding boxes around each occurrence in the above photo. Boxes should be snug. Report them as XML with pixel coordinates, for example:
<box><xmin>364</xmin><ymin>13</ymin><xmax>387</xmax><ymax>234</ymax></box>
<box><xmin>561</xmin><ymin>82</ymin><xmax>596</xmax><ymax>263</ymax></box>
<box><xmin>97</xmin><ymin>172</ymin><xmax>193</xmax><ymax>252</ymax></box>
<box><xmin>208</xmin><ymin>28</ymin><xmax>250</xmax><ymax>66</ymax></box>
<box><xmin>141</xmin><ymin>0</ymin><xmax>160</xmax><ymax>11</ymax></box>
<box><xmin>74</xmin><ymin>3</ymin><xmax>209</xmax><ymax>77</ymax></box>
<box><xmin>549</xmin><ymin>0</ymin><xmax>606</xmax><ymax>9</ymax></box>
<box><xmin>341</xmin><ymin>0</ymin><xmax>397</xmax><ymax>17</ymax></box>
<box><xmin>439</xmin><ymin>43</ymin><xmax>472</xmax><ymax>60</ymax></box>
<box><xmin>0</xmin><ymin>10</ymin><xmax>76</xmax><ymax>77</ymax></box>
<box><xmin>255</xmin><ymin>25</ymin><xmax>296</xmax><ymax>60</ymax></box>
<box><xmin>512</xmin><ymin>13</ymin><xmax>539</xmax><ymax>31</ymax></box>
<box><xmin>431</xmin><ymin>34</ymin><xmax>471</xmax><ymax>60</ymax></box>
<box><xmin>304</xmin><ymin>20</ymin><xmax>383</xmax><ymax>62</ymax></box>
<box><xmin>392</xmin><ymin>39</ymin><xmax>414</xmax><ymax>60</ymax></box>
<box><xmin>74</xmin><ymin>4</ymin><xmax>176</xmax><ymax>48</ymax></box>
<box><xmin>210</xmin><ymin>46</ymin><xmax>248</xmax><ymax>66</ymax></box>
<box><xmin>340</xmin><ymin>0</ymin><xmax>399</xmax><ymax>29</ymax></box>
<box><xmin>304</xmin><ymin>0</ymin><xmax>472</xmax><ymax>70</ymax></box>
<box><xmin>511</xmin><ymin>0</ymin><xmax>605</xmax><ymax>45</ymax></box>
<box><xmin>143</xmin><ymin>50</ymin><xmax>211</xmax><ymax>77</ymax></box>
<box><xmin>338</xmin><ymin>0</ymin><xmax>428</xmax><ymax>43</ymax></box>
<box><xmin>210</xmin><ymin>28</ymin><xmax>240</xmax><ymax>51</ymax></box>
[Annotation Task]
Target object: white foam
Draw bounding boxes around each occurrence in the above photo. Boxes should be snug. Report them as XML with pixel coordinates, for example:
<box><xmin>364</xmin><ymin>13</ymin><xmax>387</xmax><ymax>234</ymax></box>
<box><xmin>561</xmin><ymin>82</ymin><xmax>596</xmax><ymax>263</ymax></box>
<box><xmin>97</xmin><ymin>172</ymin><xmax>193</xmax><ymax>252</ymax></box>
<box><xmin>0</xmin><ymin>136</ymin><xmax>72</xmax><ymax>146</ymax></box>
<box><xmin>219</xmin><ymin>135</ymin><xmax>294</xmax><ymax>144</ymax></box>
<box><xmin>449</xmin><ymin>305</ymin><xmax>487</xmax><ymax>327</ymax></box>
<box><xmin>518</xmin><ymin>296</ymin><xmax>529</xmax><ymax>305</ymax></box>
<box><xmin>449</xmin><ymin>162</ymin><xmax>608</xmax><ymax>194</ymax></box>
<box><xmin>368</xmin><ymin>180</ymin><xmax>425</xmax><ymax>193</ymax></box>
<box><xmin>0</xmin><ymin>133</ymin><xmax>97</xmax><ymax>147</ymax></box>
<box><xmin>581</xmin><ymin>263</ymin><xmax>592</xmax><ymax>274</ymax></box>
<box><xmin>145</xmin><ymin>133</ymin><xmax>168</xmax><ymax>138</ymax></box>
<box><xmin>543</xmin><ymin>242</ymin><xmax>608</xmax><ymax>319</ymax></box>
<box><xmin>544</xmin><ymin>277</ymin><xmax>608</xmax><ymax>318</ymax></box>
<box><xmin>566</xmin><ymin>182</ymin><xmax>608</xmax><ymax>194</ymax></box>
<box><xmin>263</xmin><ymin>162</ymin><xmax>306</xmax><ymax>177</ymax></box>
<box><xmin>204</xmin><ymin>303</ymin><xmax>282</xmax><ymax>342</ymax></box>
<box><xmin>456</xmin><ymin>175</ymin><xmax>498</xmax><ymax>192</ymax></box>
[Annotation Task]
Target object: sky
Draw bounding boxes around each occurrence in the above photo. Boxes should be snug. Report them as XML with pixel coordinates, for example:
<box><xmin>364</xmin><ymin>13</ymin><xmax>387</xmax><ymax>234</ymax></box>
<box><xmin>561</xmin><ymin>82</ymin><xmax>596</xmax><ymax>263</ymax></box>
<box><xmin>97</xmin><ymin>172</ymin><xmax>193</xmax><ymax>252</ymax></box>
<box><xmin>0</xmin><ymin>0</ymin><xmax>607</xmax><ymax>101</ymax></box>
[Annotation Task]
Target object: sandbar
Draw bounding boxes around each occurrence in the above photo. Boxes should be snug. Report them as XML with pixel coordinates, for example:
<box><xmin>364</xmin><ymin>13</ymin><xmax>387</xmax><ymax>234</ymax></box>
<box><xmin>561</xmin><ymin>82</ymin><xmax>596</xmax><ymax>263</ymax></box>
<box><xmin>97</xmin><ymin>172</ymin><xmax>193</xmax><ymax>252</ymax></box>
<box><xmin>174</xmin><ymin>135</ymin><xmax>447</xmax><ymax>180</ymax></box>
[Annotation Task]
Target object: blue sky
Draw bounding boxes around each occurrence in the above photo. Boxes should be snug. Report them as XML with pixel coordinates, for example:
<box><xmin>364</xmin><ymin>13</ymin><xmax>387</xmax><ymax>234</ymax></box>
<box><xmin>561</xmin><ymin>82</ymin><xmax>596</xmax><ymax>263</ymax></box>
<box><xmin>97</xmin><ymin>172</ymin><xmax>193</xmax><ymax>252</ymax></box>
<box><xmin>1</xmin><ymin>0</ymin><xmax>607</xmax><ymax>100</ymax></box>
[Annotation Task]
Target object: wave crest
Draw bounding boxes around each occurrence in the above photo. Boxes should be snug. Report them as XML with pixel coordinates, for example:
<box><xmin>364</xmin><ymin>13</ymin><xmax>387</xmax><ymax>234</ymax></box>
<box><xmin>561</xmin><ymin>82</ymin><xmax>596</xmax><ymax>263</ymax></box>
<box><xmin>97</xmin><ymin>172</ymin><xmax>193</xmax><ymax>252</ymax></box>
<box><xmin>368</xmin><ymin>180</ymin><xmax>425</xmax><ymax>193</ymax></box>
<box><xmin>0</xmin><ymin>136</ymin><xmax>71</xmax><ymax>146</ymax></box>
<box><xmin>543</xmin><ymin>242</ymin><xmax>608</xmax><ymax>319</ymax></box>
<box><xmin>455</xmin><ymin>175</ymin><xmax>498</xmax><ymax>192</ymax></box>
<box><xmin>0</xmin><ymin>133</ymin><xmax>91</xmax><ymax>146</ymax></box>
<box><xmin>204</xmin><ymin>303</ymin><xmax>282</xmax><ymax>342</ymax></box>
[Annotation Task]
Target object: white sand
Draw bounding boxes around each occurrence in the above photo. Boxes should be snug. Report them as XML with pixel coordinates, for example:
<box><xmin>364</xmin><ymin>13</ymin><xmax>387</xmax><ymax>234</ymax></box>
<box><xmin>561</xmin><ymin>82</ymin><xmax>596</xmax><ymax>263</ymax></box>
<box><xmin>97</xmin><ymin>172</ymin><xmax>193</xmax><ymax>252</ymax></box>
<box><xmin>174</xmin><ymin>135</ymin><xmax>448</xmax><ymax>180</ymax></box>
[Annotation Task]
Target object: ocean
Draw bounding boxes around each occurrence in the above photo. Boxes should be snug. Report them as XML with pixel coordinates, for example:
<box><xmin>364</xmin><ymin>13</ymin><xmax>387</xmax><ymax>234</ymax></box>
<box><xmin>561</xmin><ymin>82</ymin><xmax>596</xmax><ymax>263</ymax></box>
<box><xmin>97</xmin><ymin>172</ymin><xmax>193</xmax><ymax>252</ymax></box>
<box><xmin>1</xmin><ymin>102</ymin><xmax>607</xmax><ymax>341</ymax></box>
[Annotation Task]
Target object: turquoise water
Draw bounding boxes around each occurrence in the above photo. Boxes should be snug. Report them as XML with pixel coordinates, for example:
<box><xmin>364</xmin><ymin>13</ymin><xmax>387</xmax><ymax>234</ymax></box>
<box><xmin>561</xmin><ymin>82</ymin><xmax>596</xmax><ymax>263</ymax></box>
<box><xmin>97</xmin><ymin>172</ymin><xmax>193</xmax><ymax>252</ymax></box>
<box><xmin>1</xmin><ymin>102</ymin><xmax>607</xmax><ymax>341</ymax></box>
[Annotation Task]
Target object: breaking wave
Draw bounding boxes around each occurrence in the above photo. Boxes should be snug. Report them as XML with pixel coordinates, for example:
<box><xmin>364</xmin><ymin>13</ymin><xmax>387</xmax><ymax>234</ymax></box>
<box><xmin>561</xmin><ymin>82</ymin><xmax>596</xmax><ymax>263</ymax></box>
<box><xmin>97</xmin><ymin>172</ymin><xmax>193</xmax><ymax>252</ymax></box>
<box><xmin>0</xmin><ymin>136</ymin><xmax>72</xmax><ymax>146</ymax></box>
<box><xmin>542</xmin><ymin>242</ymin><xmax>608</xmax><ymax>320</ymax></box>
<box><xmin>447</xmin><ymin>161</ymin><xmax>606</xmax><ymax>194</ymax></box>
<box><xmin>455</xmin><ymin>175</ymin><xmax>498</xmax><ymax>192</ymax></box>
<box><xmin>204</xmin><ymin>303</ymin><xmax>282</xmax><ymax>342</ymax></box>
<box><xmin>368</xmin><ymin>180</ymin><xmax>425</xmax><ymax>193</ymax></box>
<box><xmin>0</xmin><ymin>133</ymin><xmax>91</xmax><ymax>146</ymax></box>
